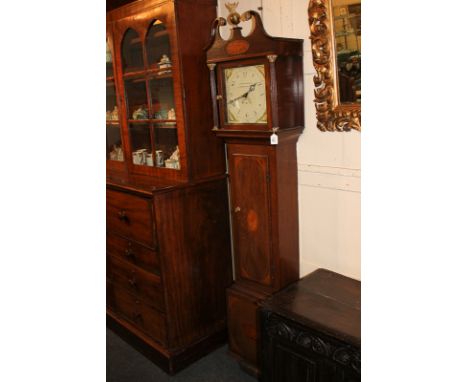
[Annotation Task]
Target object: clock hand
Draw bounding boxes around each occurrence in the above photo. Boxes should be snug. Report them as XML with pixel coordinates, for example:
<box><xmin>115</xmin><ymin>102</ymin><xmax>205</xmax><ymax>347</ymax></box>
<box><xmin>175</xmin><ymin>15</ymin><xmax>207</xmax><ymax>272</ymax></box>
<box><xmin>228</xmin><ymin>91</ymin><xmax>250</xmax><ymax>104</ymax></box>
<box><xmin>246</xmin><ymin>83</ymin><xmax>257</xmax><ymax>95</ymax></box>
<box><xmin>244</xmin><ymin>82</ymin><xmax>262</xmax><ymax>97</ymax></box>
<box><xmin>228</xmin><ymin>83</ymin><xmax>262</xmax><ymax>104</ymax></box>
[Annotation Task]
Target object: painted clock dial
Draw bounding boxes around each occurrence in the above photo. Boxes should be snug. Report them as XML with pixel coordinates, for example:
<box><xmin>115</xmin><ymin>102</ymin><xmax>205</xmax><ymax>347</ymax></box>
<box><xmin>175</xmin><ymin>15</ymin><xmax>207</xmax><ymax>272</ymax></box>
<box><xmin>224</xmin><ymin>64</ymin><xmax>267</xmax><ymax>124</ymax></box>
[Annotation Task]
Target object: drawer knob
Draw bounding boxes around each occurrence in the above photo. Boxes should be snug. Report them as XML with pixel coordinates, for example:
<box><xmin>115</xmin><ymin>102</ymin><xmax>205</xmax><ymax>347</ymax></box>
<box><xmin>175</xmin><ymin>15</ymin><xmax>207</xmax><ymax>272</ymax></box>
<box><xmin>118</xmin><ymin>210</ymin><xmax>129</xmax><ymax>222</ymax></box>
<box><xmin>124</xmin><ymin>248</ymin><xmax>135</xmax><ymax>258</ymax></box>
<box><xmin>128</xmin><ymin>277</ymin><xmax>137</xmax><ymax>288</ymax></box>
<box><xmin>234</xmin><ymin>206</ymin><xmax>241</xmax><ymax>213</ymax></box>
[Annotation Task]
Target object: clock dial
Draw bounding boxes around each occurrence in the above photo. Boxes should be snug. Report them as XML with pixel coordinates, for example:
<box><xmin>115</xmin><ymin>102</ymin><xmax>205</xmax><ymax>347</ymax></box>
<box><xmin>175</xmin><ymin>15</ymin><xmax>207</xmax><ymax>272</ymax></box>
<box><xmin>224</xmin><ymin>65</ymin><xmax>267</xmax><ymax>124</ymax></box>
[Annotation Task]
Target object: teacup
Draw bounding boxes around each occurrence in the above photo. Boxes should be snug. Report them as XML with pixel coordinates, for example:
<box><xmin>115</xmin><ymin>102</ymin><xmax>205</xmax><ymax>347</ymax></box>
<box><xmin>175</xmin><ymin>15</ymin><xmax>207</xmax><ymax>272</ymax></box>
<box><xmin>155</xmin><ymin>150</ymin><xmax>164</xmax><ymax>167</ymax></box>
<box><xmin>146</xmin><ymin>155</ymin><xmax>154</xmax><ymax>166</ymax></box>
<box><xmin>133</xmin><ymin>149</ymin><xmax>147</xmax><ymax>165</ymax></box>
<box><xmin>165</xmin><ymin>158</ymin><xmax>180</xmax><ymax>169</ymax></box>
<box><xmin>154</xmin><ymin>110</ymin><xmax>167</xmax><ymax>120</ymax></box>
<box><xmin>115</xmin><ymin>148</ymin><xmax>124</xmax><ymax>161</ymax></box>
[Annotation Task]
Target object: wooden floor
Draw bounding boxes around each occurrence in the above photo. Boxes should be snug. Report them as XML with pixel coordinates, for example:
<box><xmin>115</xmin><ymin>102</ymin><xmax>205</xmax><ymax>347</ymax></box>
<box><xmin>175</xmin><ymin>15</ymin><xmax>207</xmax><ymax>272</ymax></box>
<box><xmin>107</xmin><ymin>329</ymin><xmax>257</xmax><ymax>382</ymax></box>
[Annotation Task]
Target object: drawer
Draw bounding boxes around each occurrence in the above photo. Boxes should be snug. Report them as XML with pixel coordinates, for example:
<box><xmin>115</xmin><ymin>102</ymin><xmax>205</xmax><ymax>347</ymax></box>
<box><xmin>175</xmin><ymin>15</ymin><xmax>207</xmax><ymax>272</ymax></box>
<box><xmin>109</xmin><ymin>283</ymin><xmax>167</xmax><ymax>345</ymax></box>
<box><xmin>107</xmin><ymin>255</ymin><xmax>165</xmax><ymax>313</ymax></box>
<box><xmin>107</xmin><ymin>232</ymin><xmax>160</xmax><ymax>274</ymax></box>
<box><xmin>106</xmin><ymin>189</ymin><xmax>155</xmax><ymax>247</ymax></box>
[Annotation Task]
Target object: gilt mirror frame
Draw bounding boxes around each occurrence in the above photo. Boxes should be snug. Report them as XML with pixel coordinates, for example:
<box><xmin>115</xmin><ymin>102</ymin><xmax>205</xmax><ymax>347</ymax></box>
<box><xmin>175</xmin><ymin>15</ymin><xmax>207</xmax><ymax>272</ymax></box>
<box><xmin>308</xmin><ymin>0</ymin><xmax>361</xmax><ymax>132</ymax></box>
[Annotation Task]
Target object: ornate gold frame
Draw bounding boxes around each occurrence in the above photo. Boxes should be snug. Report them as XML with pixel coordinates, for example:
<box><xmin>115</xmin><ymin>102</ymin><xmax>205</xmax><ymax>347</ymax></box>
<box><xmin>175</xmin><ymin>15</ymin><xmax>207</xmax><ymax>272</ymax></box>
<box><xmin>308</xmin><ymin>0</ymin><xmax>361</xmax><ymax>132</ymax></box>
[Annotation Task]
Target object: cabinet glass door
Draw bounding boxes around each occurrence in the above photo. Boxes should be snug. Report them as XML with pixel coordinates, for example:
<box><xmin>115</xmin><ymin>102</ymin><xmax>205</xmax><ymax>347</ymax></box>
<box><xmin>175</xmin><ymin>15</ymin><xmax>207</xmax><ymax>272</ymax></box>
<box><xmin>146</xmin><ymin>20</ymin><xmax>171</xmax><ymax>68</ymax></box>
<box><xmin>106</xmin><ymin>39</ymin><xmax>124</xmax><ymax>162</ymax></box>
<box><xmin>129</xmin><ymin>122</ymin><xmax>152</xmax><ymax>166</ymax></box>
<box><xmin>121</xmin><ymin>20</ymin><xmax>180</xmax><ymax>170</ymax></box>
<box><xmin>121</xmin><ymin>29</ymin><xmax>144</xmax><ymax>73</ymax></box>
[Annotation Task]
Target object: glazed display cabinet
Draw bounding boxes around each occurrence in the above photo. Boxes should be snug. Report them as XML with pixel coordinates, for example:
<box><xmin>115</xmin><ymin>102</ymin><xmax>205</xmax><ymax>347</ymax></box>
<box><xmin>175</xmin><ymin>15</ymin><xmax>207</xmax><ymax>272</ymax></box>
<box><xmin>106</xmin><ymin>0</ymin><xmax>232</xmax><ymax>374</ymax></box>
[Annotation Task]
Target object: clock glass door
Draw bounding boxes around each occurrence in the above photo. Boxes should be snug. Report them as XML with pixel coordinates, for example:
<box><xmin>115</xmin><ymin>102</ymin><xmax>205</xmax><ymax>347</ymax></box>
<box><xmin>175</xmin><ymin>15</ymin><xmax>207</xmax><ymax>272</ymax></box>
<box><xmin>224</xmin><ymin>64</ymin><xmax>267</xmax><ymax>124</ymax></box>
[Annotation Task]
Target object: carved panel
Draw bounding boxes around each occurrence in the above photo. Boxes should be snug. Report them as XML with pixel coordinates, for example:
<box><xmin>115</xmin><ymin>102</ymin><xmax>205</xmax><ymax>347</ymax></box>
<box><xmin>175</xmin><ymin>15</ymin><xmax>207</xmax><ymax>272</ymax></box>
<box><xmin>264</xmin><ymin>312</ymin><xmax>361</xmax><ymax>375</ymax></box>
<box><xmin>273</xmin><ymin>344</ymin><xmax>318</xmax><ymax>382</ymax></box>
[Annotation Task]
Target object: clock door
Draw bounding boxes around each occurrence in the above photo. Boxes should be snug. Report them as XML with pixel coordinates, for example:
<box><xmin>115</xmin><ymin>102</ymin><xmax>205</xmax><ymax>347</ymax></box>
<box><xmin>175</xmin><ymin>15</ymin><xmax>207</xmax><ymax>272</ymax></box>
<box><xmin>228</xmin><ymin>144</ymin><xmax>274</xmax><ymax>288</ymax></box>
<box><xmin>217</xmin><ymin>59</ymin><xmax>272</xmax><ymax>131</ymax></box>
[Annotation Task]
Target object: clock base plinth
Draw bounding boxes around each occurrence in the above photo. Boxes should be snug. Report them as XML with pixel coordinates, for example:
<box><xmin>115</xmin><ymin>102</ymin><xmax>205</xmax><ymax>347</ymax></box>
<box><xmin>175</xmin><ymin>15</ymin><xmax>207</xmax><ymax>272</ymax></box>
<box><xmin>238</xmin><ymin>357</ymin><xmax>261</xmax><ymax>378</ymax></box>
<box><xmin>227</xmin><ymin>284</ymin><xmax>269</xmax><ymax>375</ymax></box>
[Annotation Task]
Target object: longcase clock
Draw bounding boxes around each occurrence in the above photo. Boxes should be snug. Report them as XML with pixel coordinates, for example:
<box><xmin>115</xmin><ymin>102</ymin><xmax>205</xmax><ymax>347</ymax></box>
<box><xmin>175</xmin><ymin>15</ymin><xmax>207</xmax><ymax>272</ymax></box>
<box><xmin>206</xmin><ymin>4</ymin><xmax>304</xmax><ymax>376</ymax></box>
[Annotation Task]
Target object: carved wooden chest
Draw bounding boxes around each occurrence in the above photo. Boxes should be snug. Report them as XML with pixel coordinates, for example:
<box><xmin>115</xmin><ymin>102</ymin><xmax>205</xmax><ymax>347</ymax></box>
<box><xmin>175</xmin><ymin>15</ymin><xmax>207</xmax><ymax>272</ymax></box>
<box><xmin>260</xmin><ymin>269</ymin><xmax>361</xmax><ymax>382</ymax></box>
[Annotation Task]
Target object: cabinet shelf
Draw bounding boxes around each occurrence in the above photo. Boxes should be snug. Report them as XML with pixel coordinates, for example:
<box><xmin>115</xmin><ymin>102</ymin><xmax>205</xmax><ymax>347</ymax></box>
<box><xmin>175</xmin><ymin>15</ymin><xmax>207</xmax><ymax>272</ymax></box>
<box><xmin>128</xmin><ymin>119</ymin><xmax>177</xmax><ymax>126</ymax></box>
<box><xmin>148</xmin><ymin>69</ymin><xmax>173</xmax><ymax>78</ymax></box>
<box><xmin>151</xmin><ymin>29</ymin><xmax>169</xmax><ymax>38</ymax></box>
<box><xmin>106</xmin><ymin>120</ymin><xmax>120</xmax><ymax>125</ymax></box>
<box><xmin>128</xmin><ymin>30</ymin><xmax>169</xmax><ymax>45</ymax></box>
<box><xmin>123</xmin><ymin>67</ymin><xmax>173</xmax><ymax>79</ymax></box>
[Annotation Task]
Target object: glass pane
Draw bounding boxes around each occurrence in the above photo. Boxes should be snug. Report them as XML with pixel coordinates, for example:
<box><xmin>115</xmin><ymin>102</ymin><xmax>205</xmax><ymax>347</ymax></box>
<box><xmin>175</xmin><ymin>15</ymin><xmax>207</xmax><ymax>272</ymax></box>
<box><xmin>146</xmin><ymin>20</ymin><xmax>171</xmax><ymax>68</ymax></box>
<box><xmin>124</xmin><ymin>77</ymin><xmax>149</xmax><ymax>120</ymax></box>
<box><xmin>223</xmin><ymin>65</ymin><xmax>268</xmax><ymax>124</ymax></box>
<box><xmin>122</xmin><ymin>29</ymin><xmax>144</xmax><ymax>73</ymax></box>
<box><xmin>149</xmin><ymin>76</ymin><xmax>176</xmax><ymax>120</ymax></box>
<box><xmin>106</xmin><ymin>40</ymin><xmax>113</xmax><ymax>77</ymax></box>
<box><xmin>106</xmin><ymin>79</ymin><xmax>123</xmax><ymax>162</ymax></box>
<box><xmin>106</xmin><ymin>80</ymin><xmax>119</xmax><ymax>121</ymax></box>
<box><xmin>130</xmin><ymin>123</ymin><xmax>153</xmax><ymax>166</ymax></box>
<box><xmin>333</xmin><ymin>0</ymin><xmax>361</xmax><ymax>103</ymax></box>
<box><xmin>107</xmin><ymin>125</ymin><xmax>124</xmax><ymax>161</ymax></box>
<box><xmin>153</xmin><ymin>123</ymin><xmax>179</xmax><ymax>170</ymax></box>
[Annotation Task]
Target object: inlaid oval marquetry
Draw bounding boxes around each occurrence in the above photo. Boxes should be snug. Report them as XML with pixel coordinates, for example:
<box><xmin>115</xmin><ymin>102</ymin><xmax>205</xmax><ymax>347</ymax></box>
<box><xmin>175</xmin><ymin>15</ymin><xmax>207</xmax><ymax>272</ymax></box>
<box><xmin>247</xmin><ymin>209</ymin><xmax>258</xmax><ymax>232</ymax></box>
<box><xmin>225</xmin><ymin>39</ymin><xmax>250</xmax><ymax>55</ymax></box>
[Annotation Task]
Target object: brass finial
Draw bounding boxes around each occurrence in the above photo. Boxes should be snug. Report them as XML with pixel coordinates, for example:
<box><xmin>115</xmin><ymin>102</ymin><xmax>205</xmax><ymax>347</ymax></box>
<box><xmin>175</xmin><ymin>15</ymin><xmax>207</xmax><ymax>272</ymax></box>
<box><xmin>225</xmin><ymin>2</ymin><xmax>239</xmax><ymax>14</ymax></box>
<box><xmin>225</xmin><ymin>2</ymin><xmax>241</xmax><ymax>26</ymax></box>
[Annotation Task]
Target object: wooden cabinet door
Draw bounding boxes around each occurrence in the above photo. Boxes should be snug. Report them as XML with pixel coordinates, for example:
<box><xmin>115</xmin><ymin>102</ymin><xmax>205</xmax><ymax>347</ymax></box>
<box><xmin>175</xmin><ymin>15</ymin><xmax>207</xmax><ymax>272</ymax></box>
<box><xmin>228</xmin><ymin>144</ymin><xmax>274</xmax><ymax>287</ymax></box>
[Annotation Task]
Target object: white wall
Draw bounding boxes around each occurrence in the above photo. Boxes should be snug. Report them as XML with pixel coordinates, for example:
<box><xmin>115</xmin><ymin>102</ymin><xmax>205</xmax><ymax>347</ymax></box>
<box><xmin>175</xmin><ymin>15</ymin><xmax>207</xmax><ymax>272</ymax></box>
<box><xmin>217</xmin><ymin>0</ymin><xmax>361</xmax><ymax>280</ymax></box>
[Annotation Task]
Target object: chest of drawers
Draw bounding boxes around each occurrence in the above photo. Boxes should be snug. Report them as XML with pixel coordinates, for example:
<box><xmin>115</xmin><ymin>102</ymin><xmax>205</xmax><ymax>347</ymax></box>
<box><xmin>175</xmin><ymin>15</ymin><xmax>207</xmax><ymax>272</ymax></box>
<box><xmin>106</xmin><ymin>177</ymin><xmax>232</xmax><ymax>374</ymax></box>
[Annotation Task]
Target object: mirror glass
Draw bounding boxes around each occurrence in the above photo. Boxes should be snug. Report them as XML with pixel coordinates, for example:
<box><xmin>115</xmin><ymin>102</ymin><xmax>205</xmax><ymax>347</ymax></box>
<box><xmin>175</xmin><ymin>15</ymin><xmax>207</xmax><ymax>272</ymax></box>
<box><xmin>333</xmin><ymin>0</ymin><xmax>361</xmax><ymax>104</ymax></box>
